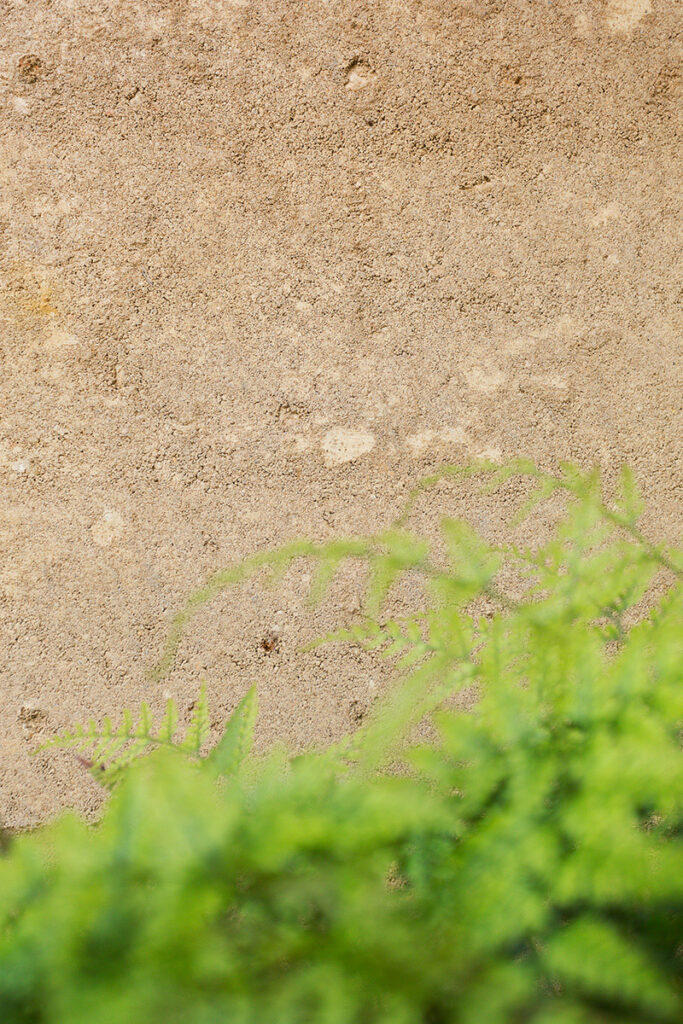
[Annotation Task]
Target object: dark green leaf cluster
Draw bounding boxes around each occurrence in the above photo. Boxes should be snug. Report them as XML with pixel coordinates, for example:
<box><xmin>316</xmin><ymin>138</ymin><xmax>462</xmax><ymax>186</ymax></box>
<box><xmin>0</xmin><ymin>462</ymin><xmax>681</xmax><ymax>1023</ymax></box>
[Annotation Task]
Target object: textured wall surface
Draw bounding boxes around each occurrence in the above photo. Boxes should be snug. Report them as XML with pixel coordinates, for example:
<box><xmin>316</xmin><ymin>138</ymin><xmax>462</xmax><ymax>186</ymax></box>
<box><xmin>1</xmin><ymin>0</ymin><xmax>681</xmax><ymax>824</ymax></box>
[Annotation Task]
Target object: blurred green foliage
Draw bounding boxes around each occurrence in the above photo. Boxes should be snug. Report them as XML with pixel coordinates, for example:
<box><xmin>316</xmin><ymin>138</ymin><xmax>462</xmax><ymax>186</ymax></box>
<box><xmin>1</xmin><ymin>462</ymin><xmax>681</xmax><ymax>1023</ymax></box>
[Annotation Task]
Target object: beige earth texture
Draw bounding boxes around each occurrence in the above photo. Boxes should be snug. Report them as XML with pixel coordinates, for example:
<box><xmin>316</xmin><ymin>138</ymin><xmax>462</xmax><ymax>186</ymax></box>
<box><xmin>1</xmin><ymin>0</ymin><xmax>681</xmax><ymax>826</ymax></box>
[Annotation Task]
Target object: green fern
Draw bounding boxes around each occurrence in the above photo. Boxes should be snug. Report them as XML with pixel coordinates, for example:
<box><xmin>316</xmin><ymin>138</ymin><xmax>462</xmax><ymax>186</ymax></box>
<box><xmin>206</xmin><ymin>686</ymin><xmax>258</xmax><ymax>776</ymax></box>
<box><xmin>2</xmin><ymin>461</ymin><xmax>681</xmax><ymax>1024</ymax></box>
<box><xmin>38</xmin><ymin>686</ymin><xmax>257</xmax><ymax>787</ymax></box>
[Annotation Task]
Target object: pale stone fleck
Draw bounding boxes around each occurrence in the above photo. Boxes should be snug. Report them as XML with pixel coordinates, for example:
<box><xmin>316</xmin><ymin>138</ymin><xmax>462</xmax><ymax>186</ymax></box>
<box><xmin>477</xmin><ymin>447</ymin><xmax>503</xmax><ymax>463</ymax></box>
<box><xmin>45</xmin><ymin>327</ymin><xmax>79</xmax><ymax>351</ymax></box>
<box><xmin>91</xmin><ymin>510</ymin><xmax>125</xmax><ymax>547</ymax></box>
<box><xmin>591</xmin><ymin>202</ymin><xmax>621</xmax><ymax>227</ymax></box>
<box><xmin>346</xmin><ymin>69</ymin><xmax>376</xmax><ymax>92</ymax></box>
<box><xmin>406</xmin><ymin>427</ymin><xmax>467</xmax><ymax>453</ymax></box>
<box><xmin>321</xmin><ymin>428</ymin><xmax>375</xmax><ymax>467</ymax></box>
<box><xmin>464</xmin><ymin>367</ymin><xmax>505</xmax><ymax>393</ymax></box>
<box><xmin>606</xmin><ymin>0</ymin><xmax>651</xmax><ymax>34</ymax></box>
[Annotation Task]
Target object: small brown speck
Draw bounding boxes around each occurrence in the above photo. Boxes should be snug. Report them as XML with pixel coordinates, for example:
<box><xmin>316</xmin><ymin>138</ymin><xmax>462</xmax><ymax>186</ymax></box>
<box><xmin>18</xmin><ymin>55</ymin><xmax>43</xmax><ymax>84</ymax></box>
<box><xmin>19</xmin><ymin>704</ymin><xmax>48</xmax><ymax>740</ymax></box>
<box><xmin>348</xmin><ymin>700</ymin><xmax>366</xmax><ymax>725</ymax></box>
<box><xmin>19</xmin><ymin>704</ymin><xmax>47</xmax><ymax>724</ymax></box>
<box><xmin>259</xmin><ymin>630</ymin><xmax>281</xmax><ymax>654</ymax></box>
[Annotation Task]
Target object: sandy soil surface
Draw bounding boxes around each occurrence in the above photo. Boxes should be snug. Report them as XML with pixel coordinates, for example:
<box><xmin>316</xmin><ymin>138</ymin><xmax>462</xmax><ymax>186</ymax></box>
<box><xmin>1</xmin><ymin>0</ymin><xmax>681</xmax><ymax>826</ymax></box>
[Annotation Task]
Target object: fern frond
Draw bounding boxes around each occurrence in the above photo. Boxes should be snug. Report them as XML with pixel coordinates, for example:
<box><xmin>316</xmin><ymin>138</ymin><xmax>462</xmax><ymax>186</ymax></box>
<box><xmin>181</xmin><ymin>685</ymin><xmax>210</xmax><ymax>757</ymax></box>
<box><xmin>36</xmin><ymin>686</ymin><xmax>222</xmax><ymax>786</ymax></box>
<box><xmin>207</xmin><ymin>687</ymin><xmax>258</xmax><ymax>777</ymax></box>
<box><xmin>158</xmin><ymin>699</ymin><xmax>178</xmax><ymax>743</ymax></box>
